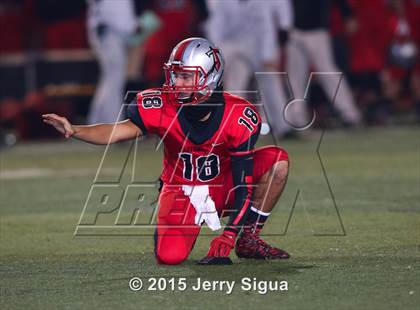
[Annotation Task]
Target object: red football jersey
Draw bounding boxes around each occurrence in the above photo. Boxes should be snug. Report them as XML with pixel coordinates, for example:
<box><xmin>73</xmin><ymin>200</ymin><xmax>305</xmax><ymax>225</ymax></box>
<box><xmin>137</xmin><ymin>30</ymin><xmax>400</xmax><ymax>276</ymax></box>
<box><xmin>128</xmin><ymin>88</ymin><xmax>261</xmax><ymax>185</ymax></box>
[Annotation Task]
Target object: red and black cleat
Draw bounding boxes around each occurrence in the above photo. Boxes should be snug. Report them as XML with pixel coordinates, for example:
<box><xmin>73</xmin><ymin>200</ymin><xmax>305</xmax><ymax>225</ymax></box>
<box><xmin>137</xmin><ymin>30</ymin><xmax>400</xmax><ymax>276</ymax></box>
<box><xmin>235</xmin><ymin>231</ymin><xmax>290</xmax><ymax>260</ymax></box>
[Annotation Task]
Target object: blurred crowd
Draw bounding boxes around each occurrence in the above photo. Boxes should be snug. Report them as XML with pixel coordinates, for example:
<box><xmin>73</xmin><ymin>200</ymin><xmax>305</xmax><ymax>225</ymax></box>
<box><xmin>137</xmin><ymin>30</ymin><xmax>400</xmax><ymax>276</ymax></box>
<box><xmin>0</xmin><ymin>0</ymin><xmax>419</xmax><ymax>143</ymax></box>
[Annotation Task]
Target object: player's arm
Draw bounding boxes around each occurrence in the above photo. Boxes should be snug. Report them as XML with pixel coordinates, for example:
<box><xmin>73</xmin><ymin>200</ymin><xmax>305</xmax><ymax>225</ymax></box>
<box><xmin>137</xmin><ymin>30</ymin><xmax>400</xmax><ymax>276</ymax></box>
<box><xmin>205</xmin><ymin>123</ymin><xmax>261</xmax><ymax>259</ymax></box>
<box><xmin>224</xmin><ymin>124</ymin><xmax>261</xmax><ymax>236</ymax></box>
<box><xmin>42</xmin><ymin>113</ymin><xmax>143</xmax><ymax>145</ymax></box>
<box><xmin>225</xmin><ymin>152</ymin><xmax>255</xmax><ymax>235</ymax></box>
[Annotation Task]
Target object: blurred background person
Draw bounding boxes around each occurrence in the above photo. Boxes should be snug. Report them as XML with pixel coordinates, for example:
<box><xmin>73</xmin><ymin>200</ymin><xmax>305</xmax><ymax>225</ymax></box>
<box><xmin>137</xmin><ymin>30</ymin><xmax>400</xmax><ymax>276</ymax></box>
<box><xmin>345</xmin><ymin>0</ymin><xmax>394</xmax><ymax>125</ymax></box>
<box><xmin>86</xmin><ymin>0</ymin><xmax>137</xmax><ymax>124</ymax></box>
<box><xmin>35</xmin><ymin>0</ymin><xmax>87</xmax><ymax>50</ymax></box>
<box><xmin>286</xmin><ymin>0</ymin><xmax>362</xmax><ymax>128</ymax></box>
<box><xmin>380</xmin><ymin>0</ymin><xmax>420</xmax><ymax>124</ymax></box>
<box><xmin>0</xmin><ymin>0</ymin><xmax>419</xmax><ymax>146</ymax></box>
<box><xmin>0</xmin><ymin>0</ymin><xmax>88</xmax><ymax>143</ymax></box>
<box><xmin>345</xmin><ymin>0</ymin><xmax>419</xmax><ymax>125</ymax></box>
<box><xmin>206</xmin><ymin>0</ymin><xmax>294</xmax><ymax>138</ymax></box>
<box><xmin>258</xmin><ymin>0</ymin><xmax>296</xmax><ymax>138</ymax></box>
<box><xmin>140</xmin><ymin>0</ymin><xmax>208</xmax><ymax>87</ymax></box>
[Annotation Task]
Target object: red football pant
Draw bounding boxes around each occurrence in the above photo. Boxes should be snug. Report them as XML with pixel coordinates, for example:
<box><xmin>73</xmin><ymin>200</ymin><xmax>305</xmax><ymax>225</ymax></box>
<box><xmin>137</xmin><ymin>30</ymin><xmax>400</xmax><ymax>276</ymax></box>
<box><xmin>154</xmin><ymin>146</ymin><xmax>289</xmax><ymax>265</ymax></box>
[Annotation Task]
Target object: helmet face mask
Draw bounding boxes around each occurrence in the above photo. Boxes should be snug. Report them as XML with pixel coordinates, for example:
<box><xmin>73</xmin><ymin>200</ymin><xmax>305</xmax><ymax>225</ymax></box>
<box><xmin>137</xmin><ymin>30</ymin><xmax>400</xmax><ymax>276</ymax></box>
<box><xmin>163</xmin><ymin>64</ymin><xmax>210</xmax><ymax>104</ymax></box>
<box><xmin>163</xmin><ymin>38</ymin><xmax>224</xmax><ymax>105</ymax></box>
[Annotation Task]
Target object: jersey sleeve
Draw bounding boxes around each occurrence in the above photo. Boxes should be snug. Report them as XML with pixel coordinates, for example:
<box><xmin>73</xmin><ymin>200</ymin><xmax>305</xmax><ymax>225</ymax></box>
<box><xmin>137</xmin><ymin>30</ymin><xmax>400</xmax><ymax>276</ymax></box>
<box><xmin>224</xmin><ymin>151</ymin><xmax>255</xmax><ymax>236</ymax></box>
<box><xmin>227</xmin><ymin>102</ymin><xmax>262</xmax><ymax>156</ymax></box>
<box><xmin>126</xmin><ymin>100</ymin><xmax>148</xmax><ymax>135</ymax></box>
<box><xmin>223</xmin><ymin>101</ymin><xmax>262</xmax><ymax>236</ymax></box>
<box><xmin>126</xmin><ymin>90</ymin><xmax>164</xmax><ymax>135</ymax></box>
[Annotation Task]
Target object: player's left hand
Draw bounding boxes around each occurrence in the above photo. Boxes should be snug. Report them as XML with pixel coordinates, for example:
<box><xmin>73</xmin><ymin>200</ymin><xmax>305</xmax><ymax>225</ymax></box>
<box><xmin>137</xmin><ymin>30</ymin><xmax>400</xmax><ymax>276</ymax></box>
<box><xmin>42</xmin><ymin>113</ymin><xmax>75</xmax><ymax>138</ymax></box>
<box><xmin>207</xmin><ymin>231</ymin><xmax>236</xmax><ymax>257</ymax></box>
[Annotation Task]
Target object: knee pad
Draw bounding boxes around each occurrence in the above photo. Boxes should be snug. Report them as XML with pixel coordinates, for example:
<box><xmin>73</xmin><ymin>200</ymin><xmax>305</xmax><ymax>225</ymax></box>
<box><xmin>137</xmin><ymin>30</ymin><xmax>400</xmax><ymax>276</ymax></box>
<box><xmin>155</xmin><ymin>229</ymin><xmax>189</xmax><ymax>265</ymax></box>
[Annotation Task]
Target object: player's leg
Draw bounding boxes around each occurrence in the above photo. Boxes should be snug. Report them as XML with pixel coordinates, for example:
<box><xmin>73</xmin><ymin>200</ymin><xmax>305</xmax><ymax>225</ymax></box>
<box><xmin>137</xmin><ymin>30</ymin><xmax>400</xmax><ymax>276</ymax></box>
<box><xmin>286</xmin><ymin>30</ymin><xmax>311</xmax><ymax>128</ymax></box>
<box><xmin>154</xmin><ymin>185</ymin><xmax>200</xmax><ymax>265</ymax></box>
<box><xmin>87</xmin><ymin>29</ymin><xmax>127</xmax><ymax>124</ymax></box>
<box><xmin>221</xmin><ymin>40</ymin><xmax>253</xmax><ymax>95</ymax></box>
<box><xmin>235</xmin><ymin>146</ymin><xmax>290</xmax><ymax>259</ymax></box>
<box><xmin>307</xmin><ymin>30</ymin><xmax>361</xmax><ymax>125</ymax></box>
<box><xmin>256</xmin><ymin>69</ymin><xmax>293</xmax><ymax>138</ymax></box>
<box><xmin>251</xmin><ymin>146</ymin><xmax>289</xmax><ymax>221</ymax></box>
<box><xmin>247</xmin><ymin>146</ymin><xmax>289</xmax><ymax>230</ymax></box>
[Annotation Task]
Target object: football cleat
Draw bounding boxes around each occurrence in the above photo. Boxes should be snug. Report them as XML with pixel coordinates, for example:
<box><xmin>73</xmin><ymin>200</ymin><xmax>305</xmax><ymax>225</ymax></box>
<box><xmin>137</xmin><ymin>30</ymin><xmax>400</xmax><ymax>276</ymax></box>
<box><xmin>235</xmin><ymin>231</ymin><xmax>290</xmax><ymax>260</ymax></box>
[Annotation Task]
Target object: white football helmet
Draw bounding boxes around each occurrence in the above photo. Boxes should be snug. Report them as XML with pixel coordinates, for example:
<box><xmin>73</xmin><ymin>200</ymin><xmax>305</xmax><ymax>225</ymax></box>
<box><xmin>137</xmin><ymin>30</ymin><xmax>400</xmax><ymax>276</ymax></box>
<box><xmin>163</xmin><ymin>37</ymin><xmax>225</xmax><ymax>104</ymax></box>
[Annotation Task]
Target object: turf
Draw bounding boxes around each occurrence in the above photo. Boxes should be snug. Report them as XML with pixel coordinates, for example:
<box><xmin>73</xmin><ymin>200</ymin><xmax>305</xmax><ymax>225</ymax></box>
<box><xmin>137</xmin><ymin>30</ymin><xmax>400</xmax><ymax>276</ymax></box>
<box><xmin>0</xmin><ymin>126</ymin><xmax>419</xmax><ymax>309</ymax></box>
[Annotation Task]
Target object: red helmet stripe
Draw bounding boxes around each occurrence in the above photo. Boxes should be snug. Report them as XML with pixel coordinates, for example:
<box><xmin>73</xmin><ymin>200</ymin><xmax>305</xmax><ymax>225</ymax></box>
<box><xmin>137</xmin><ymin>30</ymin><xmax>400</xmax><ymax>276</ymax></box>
<box><xmin>173</xmin><ymin>39</ymin><xmax>192</xmax><ymax>61</ymax></box>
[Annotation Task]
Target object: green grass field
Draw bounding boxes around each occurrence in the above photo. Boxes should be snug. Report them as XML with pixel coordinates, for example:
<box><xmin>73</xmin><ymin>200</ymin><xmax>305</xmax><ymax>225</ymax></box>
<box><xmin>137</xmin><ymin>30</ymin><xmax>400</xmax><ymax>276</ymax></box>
<box><xmin>1</xmin><ymin>126</ymin><xmax>419</xmax><ymax>309</ymax></box>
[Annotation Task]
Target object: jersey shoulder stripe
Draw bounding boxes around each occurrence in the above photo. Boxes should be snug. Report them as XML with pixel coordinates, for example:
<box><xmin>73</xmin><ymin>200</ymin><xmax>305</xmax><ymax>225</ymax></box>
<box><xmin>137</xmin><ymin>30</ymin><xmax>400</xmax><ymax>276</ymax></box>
<box><xmin>140</xmin><ymin>89</ymin><xmax>162</xmax><ymax>97</ymax></box>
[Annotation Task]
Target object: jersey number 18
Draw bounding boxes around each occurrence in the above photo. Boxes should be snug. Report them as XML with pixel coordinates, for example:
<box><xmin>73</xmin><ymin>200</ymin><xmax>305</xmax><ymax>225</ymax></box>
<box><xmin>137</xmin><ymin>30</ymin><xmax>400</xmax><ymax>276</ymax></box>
<box><xmin>179</xmin><ymin>153</ymin><xmax>220</xmax><ymax>181</ymax></box>
<box><xmin>238</xmin><ymin>107</ymin><xmax>258</xmax><ymax>131</ymax></box>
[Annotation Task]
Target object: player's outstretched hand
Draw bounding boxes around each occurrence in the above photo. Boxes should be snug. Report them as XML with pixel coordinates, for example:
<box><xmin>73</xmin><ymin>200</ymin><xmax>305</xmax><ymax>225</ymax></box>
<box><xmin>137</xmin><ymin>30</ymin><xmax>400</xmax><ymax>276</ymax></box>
<box><xmin>42</xmin><ymin>114</ymin><xmax>75</xmax><ymax>138</ymax></box>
